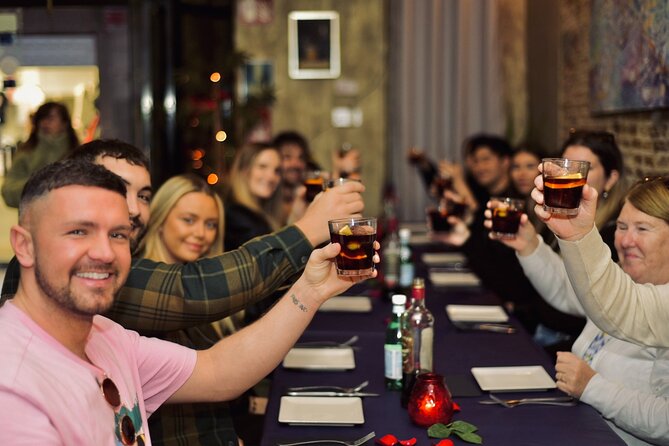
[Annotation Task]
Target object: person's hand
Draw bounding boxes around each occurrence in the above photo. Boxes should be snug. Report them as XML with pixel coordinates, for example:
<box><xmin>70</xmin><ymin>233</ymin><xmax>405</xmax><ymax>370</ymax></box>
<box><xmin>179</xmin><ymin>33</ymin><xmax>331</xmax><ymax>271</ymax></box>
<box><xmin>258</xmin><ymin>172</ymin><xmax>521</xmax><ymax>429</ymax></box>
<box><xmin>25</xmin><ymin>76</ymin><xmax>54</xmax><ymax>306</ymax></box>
<box><xmin>430</xmin><ymin>216</ymin><xmax>471</xmax><ymax>247</ymax></box>
<box><xmin>295</xmin><ymin>180</ymin><xmax>365</xmax><ymax>246</ymax></box>
<box><xmin>483</xmin><ymin>202</ymin><xmax>539</xmax><ymax>256</ymax></box>
<box><xmin>438</xmin><ymin>159</ymin><xmax>464</xmax><ymax>181</ymax></box>
<box><xmin>531</xmin><ymin>166</ymin><xmax>598</xmax><ymax>242</ymax></box>
<box><xmin>554</xmin><ymin>351</ymin><xmax>596</xmax><ymax>398</ymax></box>
<box><xmin>300</xmin><ymin>241</ymin><xmax>379</xmax><ymax>305</ymax></box>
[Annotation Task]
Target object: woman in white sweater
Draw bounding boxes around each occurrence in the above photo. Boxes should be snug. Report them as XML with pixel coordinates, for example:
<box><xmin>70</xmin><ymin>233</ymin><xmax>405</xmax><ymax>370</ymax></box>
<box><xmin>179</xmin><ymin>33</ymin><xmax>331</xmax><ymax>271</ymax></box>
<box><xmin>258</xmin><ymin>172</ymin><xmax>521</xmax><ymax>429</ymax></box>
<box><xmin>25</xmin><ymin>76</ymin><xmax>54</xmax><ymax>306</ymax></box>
<box><xmin>487</xmin><ymin>177</ymin><xmax>669</xmax><ymax>445</ymax></box>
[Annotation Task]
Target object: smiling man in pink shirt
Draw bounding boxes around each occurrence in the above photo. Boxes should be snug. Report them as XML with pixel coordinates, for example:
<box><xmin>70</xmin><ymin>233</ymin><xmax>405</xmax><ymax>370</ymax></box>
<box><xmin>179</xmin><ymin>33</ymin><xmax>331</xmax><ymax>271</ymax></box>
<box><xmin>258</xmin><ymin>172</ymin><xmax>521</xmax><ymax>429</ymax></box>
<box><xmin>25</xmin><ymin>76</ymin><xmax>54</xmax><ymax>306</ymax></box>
<box><xmin>0</xmin><ymin>159</ymin><xmax>375</xmax><ymax>445</ymax></box>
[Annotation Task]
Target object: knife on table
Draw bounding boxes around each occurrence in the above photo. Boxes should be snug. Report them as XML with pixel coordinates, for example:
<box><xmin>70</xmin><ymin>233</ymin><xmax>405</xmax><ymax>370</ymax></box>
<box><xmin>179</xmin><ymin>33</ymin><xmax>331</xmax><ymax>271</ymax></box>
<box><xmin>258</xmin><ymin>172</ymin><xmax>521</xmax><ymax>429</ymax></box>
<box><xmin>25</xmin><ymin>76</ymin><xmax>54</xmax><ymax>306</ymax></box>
<box><xmin>285</xmin><ymin>391</ymin><xmax>379</xmax><ymax>397</ymax></box>
<box><xmin>453</xmin><ymin>321</ymin><xmax>516</xmax><ymax>334</ymax></box>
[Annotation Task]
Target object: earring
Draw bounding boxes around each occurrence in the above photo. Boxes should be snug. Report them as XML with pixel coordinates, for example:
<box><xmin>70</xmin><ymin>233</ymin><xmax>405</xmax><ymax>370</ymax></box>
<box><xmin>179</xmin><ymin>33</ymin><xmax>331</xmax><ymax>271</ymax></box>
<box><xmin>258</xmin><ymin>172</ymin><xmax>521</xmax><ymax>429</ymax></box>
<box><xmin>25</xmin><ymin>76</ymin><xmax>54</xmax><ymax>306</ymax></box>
<box><xmin>602</xmin><ymin>190</ymin><xmax>609</xmax><ymax>200</ymax></box>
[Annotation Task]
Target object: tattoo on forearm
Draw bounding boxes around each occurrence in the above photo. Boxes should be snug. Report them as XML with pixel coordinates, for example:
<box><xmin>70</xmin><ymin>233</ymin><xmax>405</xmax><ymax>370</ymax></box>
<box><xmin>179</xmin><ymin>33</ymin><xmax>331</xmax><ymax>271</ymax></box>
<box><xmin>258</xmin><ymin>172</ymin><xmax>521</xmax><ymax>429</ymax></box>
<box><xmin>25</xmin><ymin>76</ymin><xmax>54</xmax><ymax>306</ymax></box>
<box><xmin>291</xmin><ymin>293</ymin><xmax>309</xmax><ymax>312</ymax></box>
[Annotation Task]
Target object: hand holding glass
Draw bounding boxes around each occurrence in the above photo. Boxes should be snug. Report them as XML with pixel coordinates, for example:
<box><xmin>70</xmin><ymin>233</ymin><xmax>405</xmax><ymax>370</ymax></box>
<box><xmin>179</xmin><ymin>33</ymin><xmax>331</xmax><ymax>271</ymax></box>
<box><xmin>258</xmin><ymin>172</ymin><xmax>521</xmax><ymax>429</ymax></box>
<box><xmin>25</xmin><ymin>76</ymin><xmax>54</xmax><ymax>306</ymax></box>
<box><xmin>490</xmin><ymin>197</ymin><xmax>525</xmax><ymax>239</ymax></box>
<box><xmin>542</xmin><ymin>158</ymin><xmax>590</xmax><ymax>215</ymax></box>
<box><xmin>328</xmin><ymin>217</ymin><xmax>377</xmax><ymax>277</ymax></box>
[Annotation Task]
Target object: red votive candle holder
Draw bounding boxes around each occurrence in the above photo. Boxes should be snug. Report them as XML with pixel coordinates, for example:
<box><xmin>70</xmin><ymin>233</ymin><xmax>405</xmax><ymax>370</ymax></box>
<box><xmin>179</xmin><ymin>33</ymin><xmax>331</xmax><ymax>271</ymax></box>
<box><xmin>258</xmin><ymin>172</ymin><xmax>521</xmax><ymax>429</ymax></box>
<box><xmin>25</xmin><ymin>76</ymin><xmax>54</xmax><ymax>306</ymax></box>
<box><xmin>407</xmin><ymin>373</ymin><xmax>454</xmax><ymax>427</ymax></box>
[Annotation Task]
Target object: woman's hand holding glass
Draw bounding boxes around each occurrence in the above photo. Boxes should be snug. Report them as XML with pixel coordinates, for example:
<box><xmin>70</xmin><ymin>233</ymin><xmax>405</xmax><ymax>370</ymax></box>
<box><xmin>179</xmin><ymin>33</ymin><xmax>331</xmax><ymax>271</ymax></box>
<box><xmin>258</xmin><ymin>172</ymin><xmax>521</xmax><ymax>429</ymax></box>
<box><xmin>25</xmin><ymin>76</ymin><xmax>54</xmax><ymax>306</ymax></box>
<box><xmin>483</xmin><ymin>202</ymin><xmax>539</xmax><ymax>256</ymax></box>
<box><xmin>531</xmin><ymin>165</ymin><xmax>598</xmax><ymax>242</ymax></box>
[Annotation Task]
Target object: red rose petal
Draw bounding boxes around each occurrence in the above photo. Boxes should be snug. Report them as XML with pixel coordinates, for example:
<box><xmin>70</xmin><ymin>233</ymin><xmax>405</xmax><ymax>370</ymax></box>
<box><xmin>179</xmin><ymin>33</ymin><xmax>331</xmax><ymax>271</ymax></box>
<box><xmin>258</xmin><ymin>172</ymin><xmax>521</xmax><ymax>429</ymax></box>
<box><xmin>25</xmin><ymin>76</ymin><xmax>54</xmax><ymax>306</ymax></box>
<box><xmin>398</xmin><ymin>438</ymin><xmax>417</xmax><ymax>446</ymax></box>
<box><xmin>453</xmin><ymin>401</ymin><xmax>461</xmax><ymax>412</ymax></box>
<box><xmin>435</xmin><ymin>440</ymin><xmax>454</xmax><ymax>446</ymax></box>
<box><xmin>377</xmin><ymin>434</ymin><xmax>398</xmax><ymax>446</ymax></box>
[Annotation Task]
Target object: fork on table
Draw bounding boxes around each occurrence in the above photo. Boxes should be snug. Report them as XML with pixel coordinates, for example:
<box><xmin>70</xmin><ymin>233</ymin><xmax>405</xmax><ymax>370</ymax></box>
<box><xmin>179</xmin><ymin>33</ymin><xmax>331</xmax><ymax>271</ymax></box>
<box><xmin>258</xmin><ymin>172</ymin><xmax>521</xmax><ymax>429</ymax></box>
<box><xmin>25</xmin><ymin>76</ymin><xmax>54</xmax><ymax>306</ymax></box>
<box><xmin>276</xmin><ymin>431</ymin><xmax>375</xmax><ymax>446</ymax></box>
<box><xmin>479</xmin><ymin>394</ymin><xmax>576</xmax><ymax>408</ymax></box>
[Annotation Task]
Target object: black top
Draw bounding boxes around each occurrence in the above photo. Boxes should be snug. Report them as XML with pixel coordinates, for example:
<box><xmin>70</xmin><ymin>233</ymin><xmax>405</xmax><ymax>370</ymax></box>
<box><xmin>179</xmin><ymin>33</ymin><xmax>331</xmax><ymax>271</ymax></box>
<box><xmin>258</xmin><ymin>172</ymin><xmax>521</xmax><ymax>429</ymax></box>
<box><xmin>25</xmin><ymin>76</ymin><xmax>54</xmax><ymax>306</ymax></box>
<box><xmin>224</xmin><ymin>202</ymin><xmax>273</xmax><ymax>251</ymax></box>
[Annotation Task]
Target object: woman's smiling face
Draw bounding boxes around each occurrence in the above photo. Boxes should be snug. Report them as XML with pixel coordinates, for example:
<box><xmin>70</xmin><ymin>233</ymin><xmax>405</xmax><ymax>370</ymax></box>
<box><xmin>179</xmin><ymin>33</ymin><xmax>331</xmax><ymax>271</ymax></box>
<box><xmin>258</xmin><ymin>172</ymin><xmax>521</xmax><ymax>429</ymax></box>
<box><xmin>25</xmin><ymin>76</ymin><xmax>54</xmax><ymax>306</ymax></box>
<box><xmin>247</xmin><ymin>148</ymin><xmax>282</xmax><ymax>200</ymax></box>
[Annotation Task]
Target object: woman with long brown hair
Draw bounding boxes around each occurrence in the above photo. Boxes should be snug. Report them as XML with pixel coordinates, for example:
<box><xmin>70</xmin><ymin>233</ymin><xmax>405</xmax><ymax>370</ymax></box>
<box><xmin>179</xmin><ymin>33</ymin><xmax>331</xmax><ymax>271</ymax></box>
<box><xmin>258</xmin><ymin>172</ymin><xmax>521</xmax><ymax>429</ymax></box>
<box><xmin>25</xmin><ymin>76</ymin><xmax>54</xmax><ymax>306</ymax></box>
<box><xmin>2</xmin><ymin>102</ymin><xmax>79</xmax><ymax>207</ymax></box>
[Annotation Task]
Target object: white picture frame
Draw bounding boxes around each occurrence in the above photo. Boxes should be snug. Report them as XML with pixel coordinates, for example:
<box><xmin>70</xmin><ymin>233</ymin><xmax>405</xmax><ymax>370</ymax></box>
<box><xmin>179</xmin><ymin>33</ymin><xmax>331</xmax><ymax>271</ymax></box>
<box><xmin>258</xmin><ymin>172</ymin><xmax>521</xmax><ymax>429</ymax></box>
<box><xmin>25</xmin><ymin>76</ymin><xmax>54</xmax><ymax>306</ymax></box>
<box><xmin>288</xmin><ymin>11</ymin><xmax>340</xmax><ymax>80</ymax></box>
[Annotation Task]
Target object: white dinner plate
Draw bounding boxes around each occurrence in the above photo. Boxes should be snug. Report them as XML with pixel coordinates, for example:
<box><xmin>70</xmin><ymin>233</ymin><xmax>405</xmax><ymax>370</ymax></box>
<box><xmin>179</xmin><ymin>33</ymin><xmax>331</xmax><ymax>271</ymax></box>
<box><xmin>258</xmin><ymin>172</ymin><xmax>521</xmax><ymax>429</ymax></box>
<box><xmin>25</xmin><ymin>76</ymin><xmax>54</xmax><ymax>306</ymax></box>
<box><xmin>471</xmin><ymin>366</ymin><xmax>557</xmax><ymax>392</ymax></box>
<box><xmin>282</xmin><ymin>347</ymin><xmax>356</xmax><ymax>370</ymax></box>
<box><xmin>430</xmin><ymin>271</ymin><xmax>481</xmax><ymax>287</ymax></box>
<box><xmin>319</xmin><ymin>296</ymin><xmax>372</xmax><ymax>313</ymax></box>
<box><xmin>446</xmin><ymin>305</ymin><xmax>509</xmax><ymax>323</ymax></box>
<box><xmin>278</xmin><ymin>396</ymin><xmax>364</xmax><ymax>425</ymax></box>
<box><xmin>422</xmin><ymin>252</ymin><xmax>467</xmax><ymax>265</ymax></box>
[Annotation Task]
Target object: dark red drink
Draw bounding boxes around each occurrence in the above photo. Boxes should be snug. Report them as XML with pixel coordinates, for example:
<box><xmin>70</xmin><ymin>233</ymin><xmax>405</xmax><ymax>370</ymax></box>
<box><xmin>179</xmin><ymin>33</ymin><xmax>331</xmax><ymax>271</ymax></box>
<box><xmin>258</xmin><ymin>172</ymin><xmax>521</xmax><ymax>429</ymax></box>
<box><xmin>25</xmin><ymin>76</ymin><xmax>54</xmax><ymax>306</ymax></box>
<box><xmin>304</xmin><ymin>177</ymin><xmax>324</xmax><ymax>202</ymax></box>
<box><xmin>330</xmin><ymin>225</ymin><xmax>376</xmax><ymax>275</ymax></box>
<box><xmin>427</xmin><ymin>201</ymin><xmax>466</xmax><ymax>233</ymax></box>
<box><xmin>432</xmin><ymin>176</ymin><xmax>453</xmax><ymax>198</ymax></box>
<box><xmin>427</xmin><ymin>207</ymin><xmax>452</xmax><ymax>232</ymax></box>
<box><xmin>544</xmin><ymin>176</ymin><xmax>587</xmax><ymax>211</ymax></box>
<box><xmin>492</xmin><ymin>208</ymin><xmax>522</xmax><ymax>238</ymax></box>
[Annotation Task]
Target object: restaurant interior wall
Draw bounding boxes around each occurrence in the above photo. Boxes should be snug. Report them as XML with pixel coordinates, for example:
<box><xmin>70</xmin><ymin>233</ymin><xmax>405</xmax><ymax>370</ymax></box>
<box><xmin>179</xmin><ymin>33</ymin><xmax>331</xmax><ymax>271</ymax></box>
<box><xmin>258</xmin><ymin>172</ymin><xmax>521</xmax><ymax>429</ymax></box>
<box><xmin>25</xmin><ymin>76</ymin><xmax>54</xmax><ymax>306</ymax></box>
<box><xmin>0</xmin><ymin>6</ymin><xmax>132</xmax><ymax>263</ymax></box>
<box><xmin>235</xmin><ymin>0</ymin><xmax>387</xmax><ymax>218</ymax></box>
<box><xmin>558</xmin><ymin>0</ymin><xmax>669</xmax><ymax>178</ymax></box>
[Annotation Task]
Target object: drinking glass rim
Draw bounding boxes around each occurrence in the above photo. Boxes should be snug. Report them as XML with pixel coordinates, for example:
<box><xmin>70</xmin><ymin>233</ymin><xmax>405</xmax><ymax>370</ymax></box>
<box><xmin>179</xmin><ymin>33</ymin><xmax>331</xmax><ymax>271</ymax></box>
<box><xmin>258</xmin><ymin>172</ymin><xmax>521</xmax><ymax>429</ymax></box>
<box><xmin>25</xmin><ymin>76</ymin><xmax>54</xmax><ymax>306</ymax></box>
<box><xmin>328</xmin><ymin>217</ymin><xmax>376</xmax><ymax>225</ymax></box>
<box><xmin>490</xmin><ymin>196</ymin><xmax>525</xmax><ymax>206</ymax></box>
<box><xmin>541</xmin><ymin>157</ymin><xmax>591</xmax><ymax>167</ymax></box>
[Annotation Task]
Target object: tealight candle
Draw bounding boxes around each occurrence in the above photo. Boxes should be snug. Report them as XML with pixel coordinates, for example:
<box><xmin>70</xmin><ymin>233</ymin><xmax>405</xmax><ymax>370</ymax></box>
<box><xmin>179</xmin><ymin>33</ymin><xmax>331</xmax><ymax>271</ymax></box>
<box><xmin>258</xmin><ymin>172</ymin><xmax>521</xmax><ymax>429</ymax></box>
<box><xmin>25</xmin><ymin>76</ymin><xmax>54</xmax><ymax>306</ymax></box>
<box><xmin>407</xmin><ymin>373</ymin><xmax>454</xmax><ymax>427</ymax></box>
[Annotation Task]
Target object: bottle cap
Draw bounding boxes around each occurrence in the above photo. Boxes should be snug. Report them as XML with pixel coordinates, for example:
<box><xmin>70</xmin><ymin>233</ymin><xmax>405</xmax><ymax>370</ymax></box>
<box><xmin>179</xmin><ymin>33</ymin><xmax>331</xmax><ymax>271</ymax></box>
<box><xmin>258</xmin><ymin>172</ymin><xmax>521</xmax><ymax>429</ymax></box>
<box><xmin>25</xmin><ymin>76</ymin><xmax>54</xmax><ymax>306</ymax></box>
<box><xmin>391</xmin><ymin>294</ymin><xmax>407</xmax><ymax>305</ymax></box>
<box><xmin>399</xmin><ymin>228</ymin><xmax>411</xmax><ymax>240</ymax></box>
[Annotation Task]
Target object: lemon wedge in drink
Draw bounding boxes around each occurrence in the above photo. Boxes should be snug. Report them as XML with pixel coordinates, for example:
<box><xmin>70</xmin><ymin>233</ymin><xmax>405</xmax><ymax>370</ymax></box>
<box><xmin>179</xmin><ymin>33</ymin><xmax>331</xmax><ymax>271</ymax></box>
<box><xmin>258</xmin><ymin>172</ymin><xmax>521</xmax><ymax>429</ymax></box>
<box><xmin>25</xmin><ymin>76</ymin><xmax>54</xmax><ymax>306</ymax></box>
<box><xmin>338</xmin><ymin>225</ymin><xmax>353</xmax><ymax>236</ymax></box>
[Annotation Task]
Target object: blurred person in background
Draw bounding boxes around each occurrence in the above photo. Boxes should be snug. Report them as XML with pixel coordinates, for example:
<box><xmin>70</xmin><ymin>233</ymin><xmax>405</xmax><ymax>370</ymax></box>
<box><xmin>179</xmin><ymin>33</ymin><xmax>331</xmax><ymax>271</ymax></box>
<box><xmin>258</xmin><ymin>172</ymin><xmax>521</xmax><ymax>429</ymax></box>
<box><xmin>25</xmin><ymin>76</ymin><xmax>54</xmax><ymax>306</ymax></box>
<box><xmin>273</xmin><ymin>131</ymin><xmax>320</xmax><ymax>225</ymax></box>
<box><xmin>332</xmin><ymin>142</ymin><xmax>362</xmax><ymax>181</ymax></box>
<box><xmin>137</xmin><ymin>174</ymin><xmax>246</xmax><ymax>446</ymax></box>
<box><xmin>224</xmin><ymin>142</ymin><xmax>283</xmax><ymax>251</ymax></box>
<box><xmin>2</xmin><ymin>101</ymin><xmax>79</xmax><ymax>208</ymax></box>
<box><xmin>432</xmin><ymin>135</ymin><xmax>586</xmax><ymax>350</ymax></box>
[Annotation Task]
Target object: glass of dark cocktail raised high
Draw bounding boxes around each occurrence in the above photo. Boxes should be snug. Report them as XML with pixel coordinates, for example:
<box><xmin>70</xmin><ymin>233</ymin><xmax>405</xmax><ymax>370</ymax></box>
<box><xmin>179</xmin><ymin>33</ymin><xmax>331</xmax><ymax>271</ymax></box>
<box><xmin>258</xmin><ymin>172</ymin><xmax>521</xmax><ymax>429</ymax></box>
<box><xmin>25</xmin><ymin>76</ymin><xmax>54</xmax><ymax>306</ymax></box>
<box><xmin>304</xmin><ymin>170</ymin><xmax>326</xmax><ymax>203</ymax></box>
<box><xmin>490</xmin><ymin>197</ymin><xmax>525</xmax><ymax>239</ymax></box>
<box><xmin>328</xmin><ymin>217</ymin><xmax>377</xmax><ymax>277</ymax></box>
<box><xmin>542</xmin><ymin>158</ymin><xmax>590</xmax><ymax>216</ymax></box>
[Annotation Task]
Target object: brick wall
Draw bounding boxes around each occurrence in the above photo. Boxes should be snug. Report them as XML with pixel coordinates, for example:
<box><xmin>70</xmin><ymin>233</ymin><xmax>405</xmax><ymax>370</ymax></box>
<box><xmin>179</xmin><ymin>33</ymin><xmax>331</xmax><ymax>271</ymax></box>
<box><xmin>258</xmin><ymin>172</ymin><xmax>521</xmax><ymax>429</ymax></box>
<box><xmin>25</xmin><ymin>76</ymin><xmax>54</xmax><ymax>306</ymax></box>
<box><xmin>559</xmin><ymin>0</ymin><xmax>669</xmax><ymax>179</ymax></box>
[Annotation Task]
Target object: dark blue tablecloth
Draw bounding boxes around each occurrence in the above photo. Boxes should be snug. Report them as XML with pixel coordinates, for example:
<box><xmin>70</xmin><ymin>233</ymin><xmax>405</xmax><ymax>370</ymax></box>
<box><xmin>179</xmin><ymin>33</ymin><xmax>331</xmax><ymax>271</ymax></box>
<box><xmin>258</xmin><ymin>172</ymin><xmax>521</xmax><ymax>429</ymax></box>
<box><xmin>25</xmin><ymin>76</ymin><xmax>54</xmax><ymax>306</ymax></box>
<box><xmin>260</xmin><ymin>248</ymin><xmax>625</xmax><ymax>445</ymax></box>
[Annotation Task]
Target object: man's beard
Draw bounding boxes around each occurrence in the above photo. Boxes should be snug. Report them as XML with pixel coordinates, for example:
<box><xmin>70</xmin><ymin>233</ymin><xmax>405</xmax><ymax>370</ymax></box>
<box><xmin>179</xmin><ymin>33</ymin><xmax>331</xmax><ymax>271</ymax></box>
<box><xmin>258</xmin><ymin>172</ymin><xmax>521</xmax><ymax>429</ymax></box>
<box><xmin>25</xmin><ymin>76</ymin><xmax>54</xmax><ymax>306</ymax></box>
<box><xmin>34</xmin><ymin>255</ymin><xmax>119</xmax><ymax>318</ymax></box>
<box><xmin>130</xmin><ymin>215</ymin><xmax>147</xmax><ymax>254</ymax></box>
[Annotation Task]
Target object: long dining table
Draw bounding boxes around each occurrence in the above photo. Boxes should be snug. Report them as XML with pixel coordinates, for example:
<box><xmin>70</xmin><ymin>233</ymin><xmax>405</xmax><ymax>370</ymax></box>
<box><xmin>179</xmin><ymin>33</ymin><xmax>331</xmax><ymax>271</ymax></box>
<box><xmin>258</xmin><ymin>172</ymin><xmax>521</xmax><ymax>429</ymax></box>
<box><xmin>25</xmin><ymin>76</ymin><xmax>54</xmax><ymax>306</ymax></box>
<box><xmin>260</xmin><ymin>236</ymin><xmax>625</xmax><ymax>445</ymax></box>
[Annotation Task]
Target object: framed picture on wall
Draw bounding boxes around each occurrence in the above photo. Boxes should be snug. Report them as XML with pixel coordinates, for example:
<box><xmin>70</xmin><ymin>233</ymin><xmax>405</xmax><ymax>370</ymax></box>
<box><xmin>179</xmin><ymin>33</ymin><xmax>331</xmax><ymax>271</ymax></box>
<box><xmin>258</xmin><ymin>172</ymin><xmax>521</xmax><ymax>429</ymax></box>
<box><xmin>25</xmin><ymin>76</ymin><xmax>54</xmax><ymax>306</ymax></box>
<box><xmin>288</xmin><ymin>11</ymin><xmax>340</xmax><ymax>80</ymax></box>
<box><xmin>238</xmin><ymin>59</ymin><xmax>273</xmax><ymax>104</ymax></box>
<box><xmin>590</xmin><ymin>0</ymin><xmax>669</xmax><ymax>113</ymax></box>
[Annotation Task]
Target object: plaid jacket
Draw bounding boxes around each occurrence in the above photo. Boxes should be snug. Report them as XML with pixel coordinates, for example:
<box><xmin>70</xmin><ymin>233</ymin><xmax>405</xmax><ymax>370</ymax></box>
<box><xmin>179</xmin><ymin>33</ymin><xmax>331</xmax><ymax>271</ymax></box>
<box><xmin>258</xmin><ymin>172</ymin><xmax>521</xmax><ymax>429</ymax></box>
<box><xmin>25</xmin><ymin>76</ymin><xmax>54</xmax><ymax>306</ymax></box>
<box><xmin>1</xmin><ymin>225</ymin><xmax>312</xmax><ymax>445</ymax></box>
<box><xmin>2</xmin><ymin>225</ymin><xmax>311</xmax><ymax>332</ymax></box>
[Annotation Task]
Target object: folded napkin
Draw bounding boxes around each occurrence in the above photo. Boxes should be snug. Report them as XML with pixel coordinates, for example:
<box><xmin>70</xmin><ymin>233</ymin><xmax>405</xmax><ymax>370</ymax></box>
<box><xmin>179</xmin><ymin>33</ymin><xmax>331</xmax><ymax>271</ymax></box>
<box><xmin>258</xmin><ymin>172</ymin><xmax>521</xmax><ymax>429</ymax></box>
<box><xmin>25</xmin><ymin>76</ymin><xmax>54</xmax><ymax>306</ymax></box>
<box><xmin>319</xmin><ymin>296</ymin><xmax>372</xmax><ymax>313</ymax></box>
<box><xmin>429</xmin><ymin>271</ymin><xmax>481</xmax><ymax>287</ymax></box>
<box><xmin>422</xmin><ymin>252</ymin><xmax>466</xmax><ymax>265</ymax></box>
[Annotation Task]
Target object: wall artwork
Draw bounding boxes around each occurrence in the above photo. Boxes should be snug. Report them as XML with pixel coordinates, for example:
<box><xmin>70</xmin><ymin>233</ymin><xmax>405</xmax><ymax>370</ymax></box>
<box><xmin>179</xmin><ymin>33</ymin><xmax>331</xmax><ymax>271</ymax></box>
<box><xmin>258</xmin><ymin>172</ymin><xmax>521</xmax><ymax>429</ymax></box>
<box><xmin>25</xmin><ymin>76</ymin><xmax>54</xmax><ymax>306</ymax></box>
<box><xmin>590</xmin><ymin>0</ymin><xmax>669</xmax><ymax>113</ymax></box>
<box><xmin>288</xmin><ymin>11</ymin><xmax>340</xmax><ymax>80</ymax></box>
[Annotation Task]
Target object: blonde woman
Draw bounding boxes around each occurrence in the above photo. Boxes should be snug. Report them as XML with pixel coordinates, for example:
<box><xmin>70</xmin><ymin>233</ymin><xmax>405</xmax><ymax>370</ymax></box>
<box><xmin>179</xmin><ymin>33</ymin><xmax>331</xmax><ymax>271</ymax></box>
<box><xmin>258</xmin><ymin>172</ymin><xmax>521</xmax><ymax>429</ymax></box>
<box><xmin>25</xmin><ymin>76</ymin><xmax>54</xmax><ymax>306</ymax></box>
<box><xmin>224</xmin><ymin>142</ymin><xmax>283</xmax><ymax>250</ymax></box>
<box><xmin>139</xmin><ymin>173</ymin><xmax>224</xmax><ymax>263</ymax></box>
<box><xmin>137</xmin><ymin>174</ymin><xmax>245</xmax><ymax>446</ymax></box>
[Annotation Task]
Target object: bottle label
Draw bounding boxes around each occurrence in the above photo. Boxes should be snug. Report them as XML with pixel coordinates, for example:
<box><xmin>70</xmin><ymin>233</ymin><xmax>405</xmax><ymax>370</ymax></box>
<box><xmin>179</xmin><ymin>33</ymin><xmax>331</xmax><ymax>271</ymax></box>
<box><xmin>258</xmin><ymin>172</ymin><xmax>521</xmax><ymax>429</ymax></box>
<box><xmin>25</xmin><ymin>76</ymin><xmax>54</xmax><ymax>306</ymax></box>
<box><xmin>399</xmin><ymin>263</ymin><xmax>414</xmax><ymax>287</ymax></box>
<box><xmin>420</xmin><ymin>327</ymin><xmax>434</xmax><ymax>372</ymax></box>
<box><xmin>384</xmin><ymin>344</ymin><xmax>403</xmax><ymax>380</ymax></box>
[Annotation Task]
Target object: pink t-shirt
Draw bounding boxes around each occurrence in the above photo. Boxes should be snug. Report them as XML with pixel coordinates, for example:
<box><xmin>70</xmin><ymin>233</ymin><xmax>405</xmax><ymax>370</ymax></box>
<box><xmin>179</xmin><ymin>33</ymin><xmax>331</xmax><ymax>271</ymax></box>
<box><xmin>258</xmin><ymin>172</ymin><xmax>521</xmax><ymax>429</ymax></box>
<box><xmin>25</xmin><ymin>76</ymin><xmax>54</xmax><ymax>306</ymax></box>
<box><xmin>0</xmin><ymin>302</ymin><xmax>197</xmax><ymax>445</ymax></box>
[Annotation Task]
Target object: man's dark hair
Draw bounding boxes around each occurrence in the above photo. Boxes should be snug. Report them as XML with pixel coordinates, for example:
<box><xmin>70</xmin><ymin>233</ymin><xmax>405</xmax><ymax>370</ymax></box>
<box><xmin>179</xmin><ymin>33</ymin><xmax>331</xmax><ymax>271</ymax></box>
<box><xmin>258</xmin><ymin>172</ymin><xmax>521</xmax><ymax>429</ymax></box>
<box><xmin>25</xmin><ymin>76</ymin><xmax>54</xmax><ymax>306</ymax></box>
<box><xmin>464</xmin><ymin>134</ymin><xmax>513</xmax><ymax>159</ymax></box>
<box><xmin>273</xmin><ymin>131</ymin><xmax>310</xmax><ymax>154</ymax></box>
<box><xmin>68</xmin><ymin>139</ymin><xmax>150</xmax><ymax>170</ymax></box>
<box><xmin>19</xmin><ymin>159</ymin><xmax>127</xmax><ymax>218</ymax></box>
